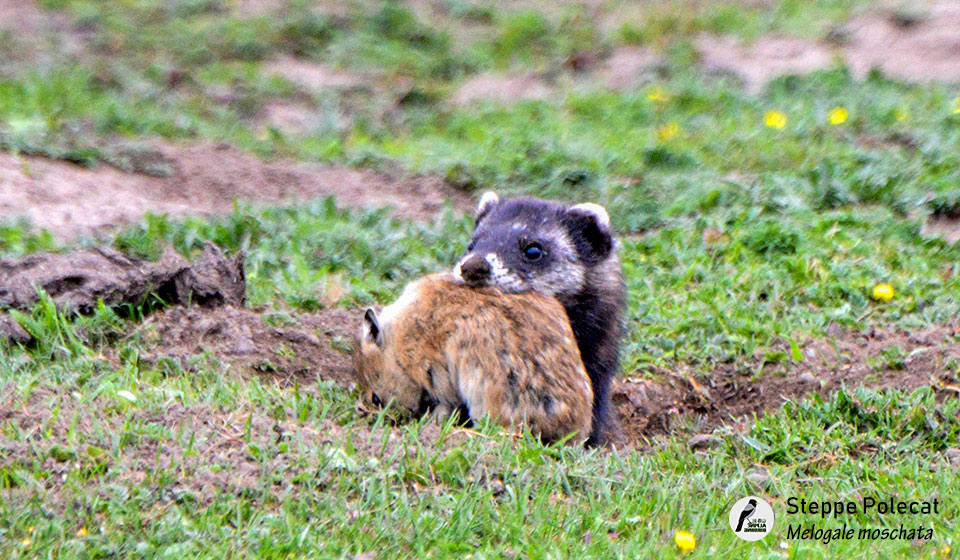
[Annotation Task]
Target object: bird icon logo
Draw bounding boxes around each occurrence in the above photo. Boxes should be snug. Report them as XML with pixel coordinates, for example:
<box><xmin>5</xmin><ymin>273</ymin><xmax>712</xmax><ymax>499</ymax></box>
<box><xmin>735</xmin><ymin>498</ymin><xmax>758</xmax><ymax>532</ymax></box>
<box><xmin>729</xmin><ymin>496</ymin><xmax>774</xmax><ymax>541</ymax></box>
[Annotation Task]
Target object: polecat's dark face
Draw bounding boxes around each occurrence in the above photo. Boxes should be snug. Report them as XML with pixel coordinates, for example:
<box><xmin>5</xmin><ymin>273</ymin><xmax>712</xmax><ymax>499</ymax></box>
<box><xmin>454</xmin><ymin>192</ymin><xmax>614</xmax><ymax>298</ymax></box>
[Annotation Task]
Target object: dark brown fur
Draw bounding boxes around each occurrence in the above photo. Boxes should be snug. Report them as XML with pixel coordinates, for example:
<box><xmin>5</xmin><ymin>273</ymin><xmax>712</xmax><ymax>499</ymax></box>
<box><xmin>454</xmin><ymin>193</ymin><xmax>626</xmax><ymax>446</ymax></box>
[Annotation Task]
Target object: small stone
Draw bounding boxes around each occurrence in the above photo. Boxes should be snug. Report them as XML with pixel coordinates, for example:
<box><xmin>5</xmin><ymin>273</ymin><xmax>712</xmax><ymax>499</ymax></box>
<box><xmin>908</xmin><ymin>331</ymin><xmax>937</xmax><ymax>346</ymax></box>
<box><xmin>688</xmin><ymin>434</ymin><xmax>723</xmax><ymax>451</ymax></box>
<box><xmin>0</xmin><ymin>315</ymin><xmax>31</xmax><ymax>345</ymax></box>
<box><xmin>228</xmin><ymin>335</ymin><xmax>257</xmax><ymax>355</ymax></box>
<box><xmin>797</xmin><ymin>372</ymin><xmax>818</xmax><ymax>385</ymax></box>
<box><xmin>946</xmin><ymin>448</ymin><xmax>960</xmax><ymax>468</ymax></box>
<box><xmin>746</xmin><ymin>469</ymin><xmax>773</xmax><ymax>490</ymax></box>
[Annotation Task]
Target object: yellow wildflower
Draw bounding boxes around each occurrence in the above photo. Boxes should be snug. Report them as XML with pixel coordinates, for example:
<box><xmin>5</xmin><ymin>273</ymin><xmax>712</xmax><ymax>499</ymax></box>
<box><xmin>872</xmin><ymin>283</ymin><xmax>894</xmax><ymax>302</ymax></box>
<box><xmin>657</xmin><ymin>121</ymin><xmax>680</xmax><ymax>142</ymax></box>
<box><xmin>22</xmin><ymin>538</ymin><xmax>32</xmax><ymax>547</ymax></box>
<box><xmin>647</xmin><ymin>86</ymin><xmax>666</xmax><ymax>102</ymax></box>
<box><xmin>674</xmin><ymin>530</ymin><xmax>696</xmax><ymax>553</ymax></box>
<box><xmin>953</xmin><ymin>97</ymin><xmax>960</xmax><ymax>114</ymax></box>
<box><xmin>828</xmin><ymin>106</ymin><xmax>848</xmax><ymax>125</ymax></box>
<box><xmin>77</xmin><ymin>527</ymin><xmax>87</xmax><ymax>538</ymax></box>
<box><xmin>764</xmin><ymin>110</ymin><xmax>787</xmax><ymax>130</ymax></box>
<box><xmin>895</xmin><ymin>108</ymin><xmax>908</xmax><ymax>122</ymax></box>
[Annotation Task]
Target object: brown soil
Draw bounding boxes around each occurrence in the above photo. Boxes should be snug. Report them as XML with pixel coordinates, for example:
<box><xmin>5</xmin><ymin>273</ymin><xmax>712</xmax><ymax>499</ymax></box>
<box><xmin>922</xmin><ymin>217</ymin><xmax>960</xmax><ymax>245</ymax></box>
<box><xmin>844</xmin><ymin>2</ymin><xmax>960</xmax><ymax>83</ymax></box>
<box><xmin>448</xmin><ymin>46</ymin><xmax>661</xmax><ymax>105</ymax></box>
<box><xmin>121</xmin><ymin>304</ymin><xmax>960</xmax><ymax>449</ymax></box>
<box><xmin>695</xmin><ymin>35</ymin><xmax>834</xmax><ymax>94</ymax></box>
<box><xmin>133</xmin><ymin>304</ymin><xmax>357</xmax><ymax>386</ymax></box>
<box><xmin>231</xmin><ymin>0</ymin><xmax>353</xmax><ymax>19</ymax></box>
<box><xmin>615</xmin><ymin>325</ymin><xmax>960</xmax><ymax>446</ymax></box>
<box><xmin>262</xmin><ymin>57</ymin><xmax>368</xmax><ymax>92</ymax></box>
<box><xmin>0</xmin><ymin>244</ymin><xmax>245</xmax><ymax>314</ymax></box>
<box><xmin>0</xmin><ymin>142</ymin><xmax>472</xmax><ymax>239</ymax></box>
<box><xmin>257</xmin><ymin>101</ymin><xmax>347</xmax><ymax>136</ymax></box>
<box><xmin>695</xmin><ymin>1</ymin><xmax>960</xmax><ymax>92</ymax></box>
<box><xmin>597</xmin><ymin>46</ymin><xmax>661</xmax><ymax>90</ymax></box>
<box><xmin>0</xmin><ymin>0</ymin><xmax>87</xmax><ymax>73</ymax></box>
<box><xmin>451</xmin><ymin>73</ymin><xmax>552</xmax><ymax>106</ymax></box>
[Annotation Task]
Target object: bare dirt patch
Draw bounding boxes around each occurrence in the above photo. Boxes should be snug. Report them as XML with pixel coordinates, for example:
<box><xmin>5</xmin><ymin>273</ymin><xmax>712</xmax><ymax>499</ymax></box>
<box><xmin>130</xmin><ymin>303</ymin><xmax>960</xmax><ymax>450</ymax></box>
<box><xmin>133</xmin><ymin>304</ymin><xmax>357</xmax><ymax>386</ymax></box>
<box><xmin>451</xmin><ymin>73</ymin><xmax>552</xmax><ymax>106</ymax></box>
<box><xmin>0</xmin><ymin>244</ymin><xmax>244</xmax><ymax>314</ymax></box>
<box><xmin>0</xmin><ymin>142</ymin><xmax>472</xmax><ymax>239</ymax></box>
<box><xmin>596</xmin><ymin>46</ymin><xmax>661</xmax><ymax>90</ymax></box>
<box><xmin>615</xmin><ymin>325</ymin><xmax>960</xmax><ymax>446</ymax></box>
<box><xmin>844</xmin><ymin>2</ymin><xmax>960</xmax><ymax>83</ymax></box>
<box><xmin>449</xmin><ymin>46</ymin><xmax>661</xmax><ymax>103</ymax></box>
<box><xmin>695</xmin><ymin>35</ymin><xmax>835</xmax><ymax>93</ymax></box>
<box><xmin>0</xmin><ymin>0</ymin><xmax>87</xmax><ymax>74</ymax></box>
<box><xmin>0</xmin><ymin>243</ymin><xmax>245</xmax><ymax>345</ymax></box>
<box><xmin>695</xmin><ymin>1</ymin><xmax>960</xmax><ymax>92</ymax></box>
<box><xmin>262</xmin><ymin>56</ymin><xmax>367</xmax><ymax>92</ymax></box>
<box><xmin>231</xmin><ymin>0</ymin><xmax>353</xmax><ymax>19</ymax></box>
<box><xmin>258</xmin><ymin>100</ymin><xmax>347</xmax><ymax>136</ymax></box>
<box><xmin>922</xmin><ymin>217</ymin><xmax>960</xmax><ymax>245</ymax></box>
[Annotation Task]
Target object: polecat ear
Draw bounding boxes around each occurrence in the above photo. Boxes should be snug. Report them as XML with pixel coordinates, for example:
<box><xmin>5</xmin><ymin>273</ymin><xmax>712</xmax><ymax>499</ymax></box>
<box><xmin>362</xmin><ymin>308</ymin><xmax>384</xmax><ymax>348</ymax></box>
<box><xmin>475</xmin><ymin>191</ymin><xmax>500</xmax><ymax>226</ymax></box>
<box><xmin>564</xmin><ymin>202</ymin><xmax>613</xmax><ymax>261</ymax></box>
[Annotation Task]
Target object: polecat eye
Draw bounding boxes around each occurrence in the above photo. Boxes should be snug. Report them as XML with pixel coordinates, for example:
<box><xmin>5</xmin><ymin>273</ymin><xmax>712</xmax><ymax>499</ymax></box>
<box><xmin>522</xmin><ymin>243</ymin><xmax>544</xmax><ymax>261</ymax></box>
<box><xmin>371</xmin><ymin>393</ymin><xmax>383</xmax><ymax>407</ymax></box>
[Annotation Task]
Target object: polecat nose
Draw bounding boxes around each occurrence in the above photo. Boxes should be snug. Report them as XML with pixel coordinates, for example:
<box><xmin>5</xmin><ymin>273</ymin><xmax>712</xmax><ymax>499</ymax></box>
<box><xmin>459</xmin><ymin>254</ymin><xmax>491</xmax><ymax>284</ymax></box>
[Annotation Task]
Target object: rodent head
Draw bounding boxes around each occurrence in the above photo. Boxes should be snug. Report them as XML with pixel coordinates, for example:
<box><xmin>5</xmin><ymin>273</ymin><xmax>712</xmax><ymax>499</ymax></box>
<box><xmin>354</xmin><ymin>307</ymin><xmax>432</xmax><ymax>420</ymax></box>
<box><xmin>454</xmin><ymin>191</ymin><xmax>614</xmax><ymax>297</ymax></box>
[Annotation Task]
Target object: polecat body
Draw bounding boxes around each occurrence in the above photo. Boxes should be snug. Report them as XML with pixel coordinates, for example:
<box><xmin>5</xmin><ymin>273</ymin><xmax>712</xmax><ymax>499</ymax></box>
<box><xmin>453</xmin><ymin>192</ymin><xmax>626</xmax><ymax>446</ymax></box>
<box><xmin>354</xmin><ymin>273</ymin><xmax>593</xmax><ymax>444</ymax></box>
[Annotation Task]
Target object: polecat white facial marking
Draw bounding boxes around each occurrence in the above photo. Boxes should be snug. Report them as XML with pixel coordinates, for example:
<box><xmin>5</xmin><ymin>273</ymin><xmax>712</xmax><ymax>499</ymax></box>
<box><xmin>453</xmin><ymin>193</ymin><xmax>626</xmax><ymax>446</ymax></box>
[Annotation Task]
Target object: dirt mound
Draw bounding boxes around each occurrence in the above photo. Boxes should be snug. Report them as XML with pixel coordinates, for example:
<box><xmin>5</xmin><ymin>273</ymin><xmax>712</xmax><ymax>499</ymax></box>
<box><xmin>0</xmin><ymin>0</ymin><xmax>87</xmax><ymax>73</ymax></box>
<box><xmin>695</xmin><ymin>35</ymin><xmax>835</xmax><ymax>93</ymax></box>
<box><xmin>844</xmin><ymin>2</ymin><xmax>960</xmax><ymax>83</ymax></box>
<box><xmin>0</xmin><ymin>142</ymin><xmax>472</xmax><ymax>239</ymax></box>
<box><xmin>0</xmin><ymin>244</ymin><xmax>245</xmax><ymax>344</ymax></box>
<box><xmin>134</xmin><ymin>304</ymin><xmax>357</xmax><ymax>385</ymax></box>
<box><xmin>258</xmin><ymin>101</ymin><xmax>346</xmax><ymax>136</ymax></box>
<box><xmin>0</xmin><ymin>244</ymin><xmax>244</xmax><ymax>313</ymax></box>
<box><xmin>695</xmin><ymin>2</ymin><xmax>960</xmax><ymax>92</ymax></box>
<box><xmin>131</xmin><ymin>302</ymin><xmax>960</xmax><ymax>449</ymax></box>
<box><xmin>451</xmin><ymin>73</ymin><xmax>552</xmax><ymax>106</ymax></box>
<box><xmin>922</xmin><ymin>217</ymin><xmax>960</xmax><ymax>244</ymax></box>
<box><xmin>262</xmin><ymin>57</ymin><xmax>367</xmax><ymax>92</ymax></box>
<box><xmin>597</xmin><ymin>46</ymin><xmax>661</xmax><ymax>90</ymax></box>
<box><xmin>615</xmin><ymin>325</ymin><xmax>960</xmax><ymax>446</ymax></box>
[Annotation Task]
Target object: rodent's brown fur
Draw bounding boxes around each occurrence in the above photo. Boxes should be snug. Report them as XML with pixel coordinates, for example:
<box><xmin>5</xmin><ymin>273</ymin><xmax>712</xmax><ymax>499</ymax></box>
<box><xmin>354</xmin><ymin>273</ymin><xmax>593</xmax><ymax>444</ymax></box>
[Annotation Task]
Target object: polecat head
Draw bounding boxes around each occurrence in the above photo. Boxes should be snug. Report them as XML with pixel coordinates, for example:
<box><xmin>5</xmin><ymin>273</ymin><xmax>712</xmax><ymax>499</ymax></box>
<box><xmin>453</xmin><ymin>192</ymin><xmax>614</xmax><ymax>297</ymax></box>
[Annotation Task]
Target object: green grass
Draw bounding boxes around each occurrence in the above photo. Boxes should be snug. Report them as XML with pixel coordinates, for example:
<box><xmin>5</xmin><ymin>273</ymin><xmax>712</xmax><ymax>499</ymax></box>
<box><xmin>3</xmin><ymin>314</ymin><xmax>957</xmax><ymax>557</ymax></box>
<box><xmin>2</xmin><ymin>0</ymin><xmax>960</xmax><ymax>558</ymax></box>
